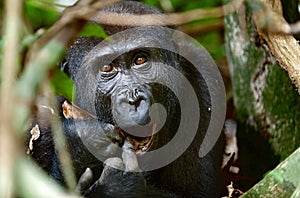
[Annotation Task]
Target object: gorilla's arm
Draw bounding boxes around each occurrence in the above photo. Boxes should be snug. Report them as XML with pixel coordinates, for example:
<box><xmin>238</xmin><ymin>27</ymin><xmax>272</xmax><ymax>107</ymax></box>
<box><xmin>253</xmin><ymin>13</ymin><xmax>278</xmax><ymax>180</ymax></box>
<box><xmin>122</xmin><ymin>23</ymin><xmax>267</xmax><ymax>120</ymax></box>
<box><xmin>28</xmin><ymin>98</ymin><xmax>177</xmax><ymax>197</ymax></box>
<box><xmin>27</xmin><ymin>98</ymin><xmax>123</xmax><ymax>182</ymax></box>
<box><xmin>62</xmin><ymin>100</ymin><xmax>177</xmax><ymax>198</ymax></box>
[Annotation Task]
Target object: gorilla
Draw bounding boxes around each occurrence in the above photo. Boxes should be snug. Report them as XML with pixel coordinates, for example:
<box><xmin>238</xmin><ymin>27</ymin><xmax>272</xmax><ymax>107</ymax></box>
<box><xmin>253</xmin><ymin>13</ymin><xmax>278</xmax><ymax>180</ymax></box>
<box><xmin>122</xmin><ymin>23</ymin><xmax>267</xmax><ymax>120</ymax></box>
<box><xmin>28</xmin><ymin>1</ymin><xmax>225</xmax><ymax>197</ymax></box>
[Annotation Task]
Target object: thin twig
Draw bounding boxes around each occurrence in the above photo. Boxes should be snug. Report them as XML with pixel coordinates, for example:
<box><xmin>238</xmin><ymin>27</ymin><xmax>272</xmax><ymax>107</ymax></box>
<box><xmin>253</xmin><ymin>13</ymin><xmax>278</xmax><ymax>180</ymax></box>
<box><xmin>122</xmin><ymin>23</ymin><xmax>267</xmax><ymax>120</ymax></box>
<box><xmin>26</xmin><ymin>0</ymin><xmax>121</xmax><ymax>64</ymax></box>
<box><xmin>91</xmin><ymin>0</ymin><xmax>244</xmax><ymax>26</ymax></box>
<box><xmin>180</xmin><ymin>19</ymin><xmax>224</xmax><ymax>36</ymax></box>
<box><xmin>46</xmin><ymin>83</ymin><xmax>78</xmax><ymax>191</ymax></box>
<box><xmin>0</xmin><ymin>0</ymin><xmax>23</xmax><ymax>197</ymax></box>
<box><xmin>252</xmin><ymin>0</ymin><xmax>300</xmax><ymax>93</ymax></box>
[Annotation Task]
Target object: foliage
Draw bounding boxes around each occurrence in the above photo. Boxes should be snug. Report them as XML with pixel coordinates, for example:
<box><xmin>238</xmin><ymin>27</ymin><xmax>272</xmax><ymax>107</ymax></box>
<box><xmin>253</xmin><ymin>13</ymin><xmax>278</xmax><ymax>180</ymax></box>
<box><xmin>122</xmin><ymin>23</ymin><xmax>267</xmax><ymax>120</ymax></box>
<box><xmin>79</xmin><ymin>23</ymin><xmax>109</xmax><ymax>38</ymax></box>
<box><xmin>0</xmin><ymin>0</ymin><xmax>232</xmax><ymax>197</ymax></box>
<box><xmin>6</xmin><ymin>0</ymin><xmax>298</xmax><ymax>197</ymax></box>
<box><xmin>50</xmin><ymin>68</ymin><xmax>74</xmax><ymax>101</ymax></box>
<box><xmin>24</xmin><ymin>0</ymin><xmax>60</xmax><ymax>30</ymax></box>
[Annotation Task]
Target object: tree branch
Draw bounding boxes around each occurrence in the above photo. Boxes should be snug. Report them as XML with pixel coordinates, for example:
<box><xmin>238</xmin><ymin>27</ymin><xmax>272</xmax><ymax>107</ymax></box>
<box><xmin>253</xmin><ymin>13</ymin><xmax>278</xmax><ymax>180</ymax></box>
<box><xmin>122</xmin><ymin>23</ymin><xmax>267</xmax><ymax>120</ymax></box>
<box><xmin>252</xmin><ymin>0</ymin><xmax>300</xmax><ymax>94</ymax></box>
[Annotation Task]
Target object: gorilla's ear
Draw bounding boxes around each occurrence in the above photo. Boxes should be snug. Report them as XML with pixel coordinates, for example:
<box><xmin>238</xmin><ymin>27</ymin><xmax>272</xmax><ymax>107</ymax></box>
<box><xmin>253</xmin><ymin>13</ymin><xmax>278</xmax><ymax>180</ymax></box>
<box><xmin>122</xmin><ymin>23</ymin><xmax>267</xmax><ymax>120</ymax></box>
<box><xmin>60</xmin><ymin>58</ymin><xmax>70</xmax><ymax>76</ymax></box>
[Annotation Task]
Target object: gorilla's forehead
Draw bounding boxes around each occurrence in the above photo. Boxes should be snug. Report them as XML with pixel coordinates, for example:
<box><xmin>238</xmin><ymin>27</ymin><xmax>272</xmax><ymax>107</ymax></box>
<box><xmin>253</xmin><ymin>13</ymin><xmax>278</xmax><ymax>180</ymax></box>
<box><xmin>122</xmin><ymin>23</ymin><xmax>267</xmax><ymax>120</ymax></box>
<box><xmin>91</xmin><ymin>38</ymin><xmax>160</xmax><ymax>57</ymax></box>
<box><xmin>84</xmin><ymin>26</ymin><xmax>175</xmax><ymax>62</ymax></box>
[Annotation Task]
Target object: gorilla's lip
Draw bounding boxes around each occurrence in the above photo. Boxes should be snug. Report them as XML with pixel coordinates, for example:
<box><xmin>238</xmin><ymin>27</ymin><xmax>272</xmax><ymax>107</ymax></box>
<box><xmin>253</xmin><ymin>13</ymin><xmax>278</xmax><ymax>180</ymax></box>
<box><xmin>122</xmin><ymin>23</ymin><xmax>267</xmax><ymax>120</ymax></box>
<box><xmin>118</xmin><ymin>124</ymin><xmax>156</xmax><ymax>154</ymax></box>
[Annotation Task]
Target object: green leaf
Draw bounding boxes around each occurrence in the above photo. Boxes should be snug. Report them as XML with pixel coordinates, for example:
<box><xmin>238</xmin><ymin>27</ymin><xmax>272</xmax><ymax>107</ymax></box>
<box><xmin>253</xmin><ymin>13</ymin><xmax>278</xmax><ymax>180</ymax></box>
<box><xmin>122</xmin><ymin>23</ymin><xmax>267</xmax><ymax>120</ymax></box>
<box><xmin>196</xmin><ymin>30</ymin><xmax>225</xmax><ymax>60</ymax></box>
<box><xmin>24</xmin><ymin>0</ymin><xmax>60</xmax><ymax>29</ymax></box>
<box><xmin>50</xmin><ymin>69</ymin><xmax>74</xmax><ymax>102</ymax></box>
<box><xmin>80</xmin><ymin>23</ymin><xmax>110</xmax><ymax>39</ymax></box>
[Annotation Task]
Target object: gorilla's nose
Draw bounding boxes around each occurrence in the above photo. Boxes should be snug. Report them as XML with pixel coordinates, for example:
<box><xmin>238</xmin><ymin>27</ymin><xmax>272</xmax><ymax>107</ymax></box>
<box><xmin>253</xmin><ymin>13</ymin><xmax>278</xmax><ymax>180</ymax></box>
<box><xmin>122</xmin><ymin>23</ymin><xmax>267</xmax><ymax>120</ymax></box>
<box><xmin>128</xmin><ymin>89</ymin><xmax>144</xmax><ymax>108</ymax></box>
<box><xmin>113</xmin><ymin>86</ymin><xmax>153</xmax><ymax>126</ymax></box>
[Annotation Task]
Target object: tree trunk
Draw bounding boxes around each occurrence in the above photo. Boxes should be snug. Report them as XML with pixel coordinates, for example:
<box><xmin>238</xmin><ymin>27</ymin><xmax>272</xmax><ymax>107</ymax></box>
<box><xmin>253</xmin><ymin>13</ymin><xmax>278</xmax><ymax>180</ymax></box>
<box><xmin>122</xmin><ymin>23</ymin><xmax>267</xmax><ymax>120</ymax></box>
<box><xmin>224</xmin><ymin>0</ymin><xmax>300</xmax><ymax>161</ymax></box>
<box><xmin>224</xmin><ymin>0</ymin><xmax>300</xmax><ymax>193</ymax></box>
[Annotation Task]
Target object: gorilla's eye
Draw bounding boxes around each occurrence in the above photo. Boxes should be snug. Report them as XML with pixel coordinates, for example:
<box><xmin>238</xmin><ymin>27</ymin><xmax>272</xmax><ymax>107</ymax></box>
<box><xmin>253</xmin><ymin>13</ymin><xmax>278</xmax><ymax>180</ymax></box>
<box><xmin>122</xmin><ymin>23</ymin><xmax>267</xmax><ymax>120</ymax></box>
<box><xmin>134</xmin><ymin>54</ymin><xmax>147</xmax><ymax>65</ymax></box>
<box><xmin>101</xmin><ymin>64</ymin><xmax>114</xmax><ymax>72</ymax></box>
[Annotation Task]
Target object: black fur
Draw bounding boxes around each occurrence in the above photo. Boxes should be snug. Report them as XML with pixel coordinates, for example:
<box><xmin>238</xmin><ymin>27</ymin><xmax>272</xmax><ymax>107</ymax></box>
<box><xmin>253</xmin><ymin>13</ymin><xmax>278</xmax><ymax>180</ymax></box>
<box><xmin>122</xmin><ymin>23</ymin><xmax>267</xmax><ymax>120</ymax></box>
<box><xmin>28</xmin><ymin>1</ymin><xmax>224</xmax><ymax>197</ymax></box>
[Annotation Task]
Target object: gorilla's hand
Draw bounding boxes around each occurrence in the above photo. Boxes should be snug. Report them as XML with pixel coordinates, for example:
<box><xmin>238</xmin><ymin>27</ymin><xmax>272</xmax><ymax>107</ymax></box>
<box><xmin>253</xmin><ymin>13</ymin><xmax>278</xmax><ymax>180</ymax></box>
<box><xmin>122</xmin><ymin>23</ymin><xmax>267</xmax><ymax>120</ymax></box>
<box><xmin>61</xmin><ymin>100</ymin><xmax>125</xmax><ymax>174</ymax></box>
<box><xmin>81</xmin><ymin>144</ymin><xmax>145</xmax><ymax>198</ymax></box>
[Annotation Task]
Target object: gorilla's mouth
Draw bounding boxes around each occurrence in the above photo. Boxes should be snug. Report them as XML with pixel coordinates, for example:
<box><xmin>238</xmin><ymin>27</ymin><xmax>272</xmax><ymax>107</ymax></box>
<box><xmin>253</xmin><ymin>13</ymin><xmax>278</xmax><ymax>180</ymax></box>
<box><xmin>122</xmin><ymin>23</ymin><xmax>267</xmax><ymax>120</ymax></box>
<box><xmin>118</xmin><ymin>124</ymin><xmax>156</xmax><ymax>154</ymax></box>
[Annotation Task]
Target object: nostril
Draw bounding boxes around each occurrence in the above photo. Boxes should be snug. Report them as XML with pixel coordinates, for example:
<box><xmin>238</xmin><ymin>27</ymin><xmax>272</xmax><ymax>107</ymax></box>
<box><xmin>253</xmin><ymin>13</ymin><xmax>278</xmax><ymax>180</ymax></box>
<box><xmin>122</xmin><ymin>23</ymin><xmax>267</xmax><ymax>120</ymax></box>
<box><xmin>128</xmin><ymin>97</ymin><xmax>142</xmax><ymax>107</ymax></box>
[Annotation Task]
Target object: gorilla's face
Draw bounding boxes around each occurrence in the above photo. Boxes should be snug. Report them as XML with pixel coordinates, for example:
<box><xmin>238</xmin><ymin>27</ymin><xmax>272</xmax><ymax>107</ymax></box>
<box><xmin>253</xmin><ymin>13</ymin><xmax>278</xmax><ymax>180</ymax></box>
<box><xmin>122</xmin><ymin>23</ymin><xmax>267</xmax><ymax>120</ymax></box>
<box><xmin>72</xmin><ymin>27</ymin><xmax>179</xmax><ymax>153</ymax></box>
